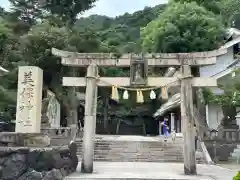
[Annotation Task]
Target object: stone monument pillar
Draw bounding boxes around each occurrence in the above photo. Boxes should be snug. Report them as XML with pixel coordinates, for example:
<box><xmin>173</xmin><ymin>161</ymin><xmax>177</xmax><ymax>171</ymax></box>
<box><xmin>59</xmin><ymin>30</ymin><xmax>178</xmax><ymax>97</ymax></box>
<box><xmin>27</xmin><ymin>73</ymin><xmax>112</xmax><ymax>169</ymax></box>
<box><xmin>15</xmin><ymin>66</ymin><xmax>43</xmax><ymax>133</ymax></box>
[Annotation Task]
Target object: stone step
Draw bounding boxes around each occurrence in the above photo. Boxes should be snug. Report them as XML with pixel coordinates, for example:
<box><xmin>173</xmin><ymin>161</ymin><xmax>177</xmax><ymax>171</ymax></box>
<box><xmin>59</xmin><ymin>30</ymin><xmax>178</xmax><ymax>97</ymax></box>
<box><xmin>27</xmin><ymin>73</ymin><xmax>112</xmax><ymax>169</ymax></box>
<box><xmin>76</xmin><ymin>147</ymin><xmax>183</xmax><ymax>151</ymax></box>
<box><xmin>74</xmin><ymin>137</ymin><xmax>206</xmax><ymax>164</ymax></box>
<box><xmin>76</xmin><ymin>148</ymin><xmax>183</xmax><ymax>151</ymax></box>
<box><xmin>79</xmin><ymin>153</ymin><xmax>203</xmax><ymax>157</ymax></box>
<box><xmin>76</xmin><ymin>144</ymin><xmax>184</xmax><ymax>148</ymax></box>
<box><xmin>77</xmin><ymin>143</ymin><xmax>184</xmax><ymax>146</ymax></box>
<box><xmin>77</xmin><ymin>145</ymin><xmax>183</xmax><ymax>148</ymax></box>
<box><xmin>76</xmin><ymin>141</ymin><xmax>184</xmax><ymax>144</ymax></box>
<box><xmin>77</xmin><ymin>154</ymin><xmax>184</xmax><ymax>158</ymax></box>
<box><xmin>75</xmin><ymin>140</ymin><xmax>184</xmax><ymax>144</ymax></box>
<box><xmin>78</xmin><ymin>151</ymin><xmax>183</xmax><ymax>155</ymax></box>
<box><xmin>77</xmin><ymin>157</ymin><xmax>184</xmax><ymax>162</ymax></box>
<box><xmin>77</xmin><ymin>148</ymin><xmax>182</xmax><ymax>151</ymax></box>
<box><xmin>76</xmin><ymin>152</ymin><xmax>184</xmax><ymax>156</ymax></box>
<box><xmin>76</xmin><ymin>146</ymin><xmax>183</xmax><ymax>150</ymax></box>
<box><xmin>76</xmin><ymin>157</ymin><xmax>204</xmax><ymax>164</ymax></box>
<box><xmin>76</xmin><ymin>145</ymin><xmax>184</xmax><ymax>150</ymax></box>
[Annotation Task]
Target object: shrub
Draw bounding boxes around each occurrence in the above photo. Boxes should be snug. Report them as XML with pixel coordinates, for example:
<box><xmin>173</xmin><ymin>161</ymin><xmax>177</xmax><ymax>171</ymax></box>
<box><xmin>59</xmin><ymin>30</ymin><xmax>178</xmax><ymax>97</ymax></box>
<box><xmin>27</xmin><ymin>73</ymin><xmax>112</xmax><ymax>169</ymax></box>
<box><xmin>233</xmin><ymin>171</ymin><xmax>240</xmax><ymax>180</ymax></box>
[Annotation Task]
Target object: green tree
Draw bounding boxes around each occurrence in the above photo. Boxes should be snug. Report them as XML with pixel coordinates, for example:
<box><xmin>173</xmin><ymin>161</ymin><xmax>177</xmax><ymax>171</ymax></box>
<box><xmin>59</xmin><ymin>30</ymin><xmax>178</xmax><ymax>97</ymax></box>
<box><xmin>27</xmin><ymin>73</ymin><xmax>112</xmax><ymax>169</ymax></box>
<box><xmin>173</xmin><ymin>0</ymin><xmax>221</xmax><ymax>14</ymax></box>
<box><xmin>9</xmin><ymin>0</ymin><xmax>43</xmax><ymax>25</ymax></box>
<box><xmin>0</xmin><ymin>18</ymin><xmax>20</xmax><ymax>118</ymax></box>
<box><xmin>9</xmin><ymin>0</ymin><xmax>97</xmax><ymax>25</ymax></box>
<box><xmin>141</xmin><ymin>2</ymin><xmax>226</xmax><ymax>53</ymax></box>
<box><xmin>43</xmin><ymin>0</ymin><xmax>97</xmax><ymax>25</ymax></box>
<box><xmin>19</xmin><ymin>22</ymin><xmax>71</xmax><ymax>90</ymax></box>
<box><xmin>219</xmin><ymin>0</ymin><xmax>240</xmax><ymax>26</ymax></box>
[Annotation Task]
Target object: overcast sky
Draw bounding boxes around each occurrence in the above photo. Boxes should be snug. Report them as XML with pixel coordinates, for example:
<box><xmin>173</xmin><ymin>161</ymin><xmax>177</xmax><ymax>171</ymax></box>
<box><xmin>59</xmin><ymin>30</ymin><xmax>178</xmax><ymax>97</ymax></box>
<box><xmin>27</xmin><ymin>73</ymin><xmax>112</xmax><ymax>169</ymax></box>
<box><xmin>0</xmin><ymin>0</ymin><xmax>168</xmax><ymax>17</ymax></box>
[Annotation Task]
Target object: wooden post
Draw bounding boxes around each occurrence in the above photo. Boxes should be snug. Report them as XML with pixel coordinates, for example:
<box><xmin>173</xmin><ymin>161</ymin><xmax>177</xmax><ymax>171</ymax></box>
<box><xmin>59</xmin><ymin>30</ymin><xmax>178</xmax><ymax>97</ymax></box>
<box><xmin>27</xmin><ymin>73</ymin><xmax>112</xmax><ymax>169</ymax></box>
<box><xmin>81</xmin><ymin>64</ymin><xmax>98</xmax><ymax>173</ymax></box>
<box><xmin>180</xmin><ymin>65</ymin><xmax>197</xmax><ymax>175</ymax></box>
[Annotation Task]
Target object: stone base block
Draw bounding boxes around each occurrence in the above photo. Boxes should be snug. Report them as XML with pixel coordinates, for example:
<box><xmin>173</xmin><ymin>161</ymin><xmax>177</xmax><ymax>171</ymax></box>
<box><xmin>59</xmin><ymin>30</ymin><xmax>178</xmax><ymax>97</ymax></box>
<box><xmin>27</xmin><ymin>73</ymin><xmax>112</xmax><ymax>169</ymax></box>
<box><xmin>0</xmin><ymin>132</ymin><xmax>50</xmax><ymax>147</ymax></box>
<box><xmin>0</xmin><ymin>142</ymin><xmax>78</xmax><ymax>180</ymax></box>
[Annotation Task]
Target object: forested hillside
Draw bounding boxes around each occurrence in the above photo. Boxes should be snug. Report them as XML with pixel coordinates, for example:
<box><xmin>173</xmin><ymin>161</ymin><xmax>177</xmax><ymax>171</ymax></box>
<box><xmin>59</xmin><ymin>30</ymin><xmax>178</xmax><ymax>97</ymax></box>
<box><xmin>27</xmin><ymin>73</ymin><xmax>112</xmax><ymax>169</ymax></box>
<box><xmin>74</xmin><ymin>4</ymin><xmax>166</xmax><ymax>54</ymax></box>
<box><xmin>0</xmin><ymin>2</ymin><xmax>166</xmax><ymax>122</ymax></box>
<box><xmin>0</xmin><ymin>0</ymin><xmax>239</xmax><ymax>124</ymax></box>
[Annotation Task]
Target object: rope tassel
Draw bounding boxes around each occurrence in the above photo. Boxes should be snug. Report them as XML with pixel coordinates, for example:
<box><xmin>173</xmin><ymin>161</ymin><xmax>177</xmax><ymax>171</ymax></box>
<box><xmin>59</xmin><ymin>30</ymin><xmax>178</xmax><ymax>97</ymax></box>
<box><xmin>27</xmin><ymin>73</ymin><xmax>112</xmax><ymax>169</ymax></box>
<box><xmin>161</xmin><ymin>86</ymin><xmax>168</xmax><ymax>100</ymax></box>
<box><xmin>123</xmin><ymin>90</ymin><xmax>129</xmax><ymax>100</ymax></box>
<box><xmin>136</xmin><ymin>90</ymin><xmax>144</xmax><ymax>103</ymax></box>
<box><xmin>111</xmin><ymin>86</ymin><xmax>119</xmax><ymax>101</ymax></box>
<box><xmin>150</xmin><ymin>90</ymin><xmax>156</xmax><ymax>100</ymax></box>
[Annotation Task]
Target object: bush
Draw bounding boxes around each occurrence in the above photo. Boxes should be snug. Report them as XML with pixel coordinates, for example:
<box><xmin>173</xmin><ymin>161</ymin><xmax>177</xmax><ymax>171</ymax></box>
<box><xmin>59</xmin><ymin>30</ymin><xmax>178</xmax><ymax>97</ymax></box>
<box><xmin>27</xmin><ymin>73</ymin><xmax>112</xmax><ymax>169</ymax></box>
<box><xmin>233</xmin><ymin>171</ymin><xmax>240</xmax><ymax>180</ymax></box>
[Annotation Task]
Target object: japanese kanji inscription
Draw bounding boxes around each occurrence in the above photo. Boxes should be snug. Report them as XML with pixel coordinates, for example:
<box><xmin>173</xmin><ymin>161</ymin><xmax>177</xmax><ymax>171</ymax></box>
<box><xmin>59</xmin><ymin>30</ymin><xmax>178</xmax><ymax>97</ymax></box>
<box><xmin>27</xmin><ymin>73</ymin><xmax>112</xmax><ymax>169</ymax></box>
<box><xmin>15</xmin><ymin>66</ymin><xmax>43</xmax><ymax>133</ymax></box>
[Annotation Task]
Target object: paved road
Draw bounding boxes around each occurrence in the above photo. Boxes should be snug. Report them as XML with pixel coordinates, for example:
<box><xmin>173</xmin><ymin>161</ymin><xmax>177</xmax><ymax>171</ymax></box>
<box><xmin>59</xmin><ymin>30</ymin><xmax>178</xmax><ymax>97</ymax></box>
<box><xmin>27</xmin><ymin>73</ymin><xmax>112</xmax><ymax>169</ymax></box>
<box><xmin>65</xmin><ymin>162</ymin><xmax>236</xmax><ymax>180</ymax></box>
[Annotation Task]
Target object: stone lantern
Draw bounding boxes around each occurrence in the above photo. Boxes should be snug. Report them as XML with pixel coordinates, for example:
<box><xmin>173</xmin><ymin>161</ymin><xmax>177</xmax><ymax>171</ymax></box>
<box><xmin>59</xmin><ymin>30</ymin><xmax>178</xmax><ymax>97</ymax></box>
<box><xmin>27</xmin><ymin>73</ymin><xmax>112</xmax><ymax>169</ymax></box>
<box><xmin>210</xmin><ymin>129</ymin><xmax>218</xmax><ymax>140</ymax></box>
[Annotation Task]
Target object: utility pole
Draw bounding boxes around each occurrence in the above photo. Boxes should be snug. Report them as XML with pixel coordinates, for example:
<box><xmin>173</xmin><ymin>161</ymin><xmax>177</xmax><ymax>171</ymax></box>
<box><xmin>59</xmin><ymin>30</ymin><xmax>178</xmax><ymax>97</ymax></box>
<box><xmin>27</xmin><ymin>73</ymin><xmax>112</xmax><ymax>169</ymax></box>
<box><xmin>180</xmin><ymin>65</ymin><xmax>197</xmax><ymax>175</ymax></box>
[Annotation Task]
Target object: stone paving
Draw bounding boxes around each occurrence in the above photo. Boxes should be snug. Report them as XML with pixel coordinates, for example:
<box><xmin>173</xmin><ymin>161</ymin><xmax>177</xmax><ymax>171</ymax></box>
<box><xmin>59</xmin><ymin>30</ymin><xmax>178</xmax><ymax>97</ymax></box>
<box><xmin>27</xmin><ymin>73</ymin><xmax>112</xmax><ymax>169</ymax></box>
<box><xmin>217</xmin><ymin>163</ymin><xmax>240</xmax><ymax>171</ymax></box>
<box><xmin>65</xmin><ymin>162</ymin><xmax>237</xmax><ymax>180</ymax></box>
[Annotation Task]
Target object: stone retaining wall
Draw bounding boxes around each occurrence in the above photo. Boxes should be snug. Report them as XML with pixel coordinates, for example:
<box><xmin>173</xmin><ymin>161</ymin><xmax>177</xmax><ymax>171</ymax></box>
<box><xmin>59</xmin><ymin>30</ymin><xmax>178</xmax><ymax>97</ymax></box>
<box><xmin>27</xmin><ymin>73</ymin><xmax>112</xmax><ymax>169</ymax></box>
<box><xmin>0</xmin><ymin>143</ymin><xmax>78</xmax><ymax>180</ymax></box>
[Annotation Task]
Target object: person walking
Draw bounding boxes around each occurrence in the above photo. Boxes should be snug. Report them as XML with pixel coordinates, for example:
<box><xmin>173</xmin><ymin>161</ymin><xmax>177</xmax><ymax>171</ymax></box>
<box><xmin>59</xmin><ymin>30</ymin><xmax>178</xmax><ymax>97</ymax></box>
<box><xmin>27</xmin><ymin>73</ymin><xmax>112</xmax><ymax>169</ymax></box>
<box><xmin>162</xmin><ymin>117</ymin><xmax>169</xmax><ymax>142</ymax></box>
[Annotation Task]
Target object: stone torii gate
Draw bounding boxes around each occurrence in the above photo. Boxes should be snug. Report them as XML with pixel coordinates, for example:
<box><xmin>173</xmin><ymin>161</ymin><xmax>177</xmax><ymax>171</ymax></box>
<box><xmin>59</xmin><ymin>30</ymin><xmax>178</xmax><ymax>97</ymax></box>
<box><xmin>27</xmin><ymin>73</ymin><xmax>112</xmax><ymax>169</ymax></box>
<box><xmin>52</xmin><ymin>48</ymin><xmax>226</xmax><ymax>175</ymax></box>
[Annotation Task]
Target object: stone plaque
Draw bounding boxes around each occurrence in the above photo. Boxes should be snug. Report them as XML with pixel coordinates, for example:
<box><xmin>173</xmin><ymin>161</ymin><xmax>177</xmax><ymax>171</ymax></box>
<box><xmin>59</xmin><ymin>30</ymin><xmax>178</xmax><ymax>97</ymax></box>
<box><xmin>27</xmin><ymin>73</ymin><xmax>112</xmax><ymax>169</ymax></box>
<box><xmin>15</xmin><ymin>66</ymin><xmax>43</xmax><ymax>133</ymax></box>
<box><xmin>130</xmin><ymin>54</ymin><xmax>148</xmax><ymax>86</ymax></box>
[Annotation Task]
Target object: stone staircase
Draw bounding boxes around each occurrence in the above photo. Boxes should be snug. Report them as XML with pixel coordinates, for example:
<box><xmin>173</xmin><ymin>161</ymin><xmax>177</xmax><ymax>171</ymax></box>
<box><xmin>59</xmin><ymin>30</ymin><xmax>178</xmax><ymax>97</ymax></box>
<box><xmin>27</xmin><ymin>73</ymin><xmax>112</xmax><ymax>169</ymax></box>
<box><xmin>229</xmin><ymin>144</ymin><xmax>240</xmax><ymax>164</ymax></box>
<box><xmin>76</xmin><ymin>135</ymin><xmax>205</xmax><ymax>163</ymax></box>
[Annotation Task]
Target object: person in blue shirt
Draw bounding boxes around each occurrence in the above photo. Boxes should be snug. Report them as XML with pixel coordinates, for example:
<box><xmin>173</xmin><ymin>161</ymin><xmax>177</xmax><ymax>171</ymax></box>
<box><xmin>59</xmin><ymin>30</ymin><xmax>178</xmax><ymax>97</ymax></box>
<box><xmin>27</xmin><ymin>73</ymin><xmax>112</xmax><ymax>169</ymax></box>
<box><xmin>162</xmin><ymin>117</ymin><xmax>169</xmax><ymax>142</ymax></box>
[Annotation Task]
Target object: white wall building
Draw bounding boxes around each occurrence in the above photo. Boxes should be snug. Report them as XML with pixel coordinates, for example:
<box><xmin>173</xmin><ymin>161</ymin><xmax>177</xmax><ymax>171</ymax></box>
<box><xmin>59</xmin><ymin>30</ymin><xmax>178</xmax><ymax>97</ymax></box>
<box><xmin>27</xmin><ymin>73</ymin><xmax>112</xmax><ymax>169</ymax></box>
<box><xmin>154</xmin><ymin>28</ymin><xmax>240</xmax><ymax>130</ymax></box>
<box><xmin>200</xmin><ymin>28</ymin><xmax>240</xmax><ymax>129</ymax></box>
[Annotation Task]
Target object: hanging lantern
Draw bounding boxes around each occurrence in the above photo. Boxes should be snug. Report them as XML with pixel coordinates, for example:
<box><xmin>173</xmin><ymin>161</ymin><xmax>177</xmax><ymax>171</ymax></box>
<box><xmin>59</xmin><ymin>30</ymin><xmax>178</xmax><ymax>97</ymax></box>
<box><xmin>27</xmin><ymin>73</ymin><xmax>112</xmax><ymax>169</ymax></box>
<box><xmin>150</xmin><ymin>90</ymin><xmax>156</xmax><ymax>99</ymax></box>
<box><xmin>123</xmin><ymin>90</ymin><xmax>129</xmax><ymax>100</ymax></box>
<box><xmin>136</xmin><ymin>90</ymin><xmax>144</xmax><ymax>103</ymax></box>
<box><xmin>111</xmin><ymin>86</ymin><xmax>119</xmax><ymax>101</ymax></box>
